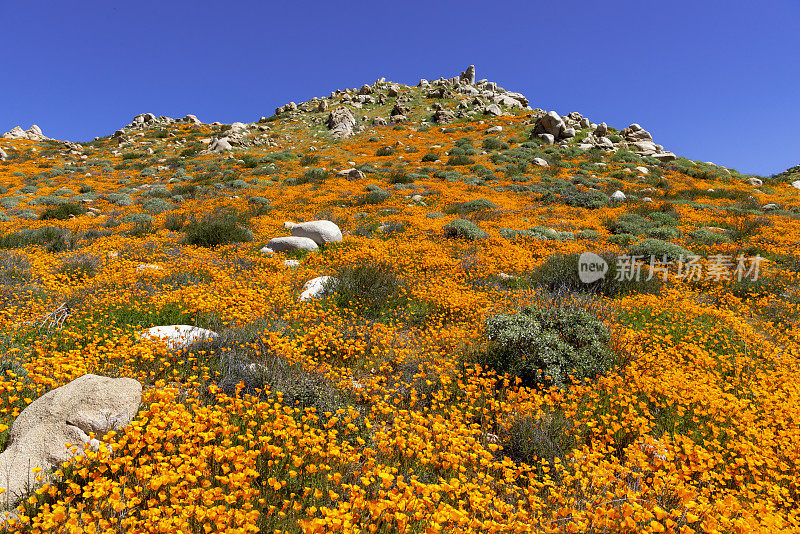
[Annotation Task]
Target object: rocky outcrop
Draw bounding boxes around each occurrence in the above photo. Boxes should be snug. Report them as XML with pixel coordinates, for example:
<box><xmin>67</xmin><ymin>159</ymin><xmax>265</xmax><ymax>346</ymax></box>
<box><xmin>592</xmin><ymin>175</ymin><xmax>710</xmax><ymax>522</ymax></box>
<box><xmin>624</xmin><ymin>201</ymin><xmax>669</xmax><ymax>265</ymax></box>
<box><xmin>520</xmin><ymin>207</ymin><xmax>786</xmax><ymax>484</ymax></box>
<box><xmin>326</xmin><ymin>107</ymin><xmax>357</xmax><ymax>138</ymax></box>
<box><xmin>0</xmin><ymin>375</ymin><xmax>141</xmax><ymax>508</ymax></box>
<box><xmin>2</xmin><ymin>125</ymin><xmax>49</xmax><ymax>141</ymax></box>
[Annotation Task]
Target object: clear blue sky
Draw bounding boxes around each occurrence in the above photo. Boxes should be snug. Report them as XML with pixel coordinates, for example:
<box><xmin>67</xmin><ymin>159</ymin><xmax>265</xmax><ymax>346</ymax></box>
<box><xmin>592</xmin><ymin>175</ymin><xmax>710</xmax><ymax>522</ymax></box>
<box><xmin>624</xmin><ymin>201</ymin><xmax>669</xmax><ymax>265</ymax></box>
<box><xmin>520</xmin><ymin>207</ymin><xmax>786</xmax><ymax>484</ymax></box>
<box><xmin>2</xmin><ymin>0</ymin><xmax>798</xmax><ymax>176</ymax></box>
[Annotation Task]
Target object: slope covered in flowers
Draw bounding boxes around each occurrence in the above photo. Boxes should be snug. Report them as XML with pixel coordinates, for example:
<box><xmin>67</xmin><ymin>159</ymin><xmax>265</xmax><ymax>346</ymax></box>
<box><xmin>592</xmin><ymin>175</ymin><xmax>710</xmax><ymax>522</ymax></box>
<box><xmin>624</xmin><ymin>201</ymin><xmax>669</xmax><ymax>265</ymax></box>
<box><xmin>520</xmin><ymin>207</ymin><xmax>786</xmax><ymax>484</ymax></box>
<box><xmin>1</xmin><ymin>80</ymin><xmax>799</xmax><ymax>533</ymax></box>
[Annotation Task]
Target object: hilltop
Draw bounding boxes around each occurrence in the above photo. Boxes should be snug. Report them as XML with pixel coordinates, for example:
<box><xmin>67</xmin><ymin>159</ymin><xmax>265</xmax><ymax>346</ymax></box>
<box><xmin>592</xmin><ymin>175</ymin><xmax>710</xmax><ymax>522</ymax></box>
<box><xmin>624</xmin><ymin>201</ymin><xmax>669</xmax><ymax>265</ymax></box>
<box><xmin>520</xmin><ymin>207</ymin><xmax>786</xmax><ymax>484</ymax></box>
<box><xmin>0</xmin><ymin>66</ymin><xmax>799</xmax><ymax>532</ymax></box>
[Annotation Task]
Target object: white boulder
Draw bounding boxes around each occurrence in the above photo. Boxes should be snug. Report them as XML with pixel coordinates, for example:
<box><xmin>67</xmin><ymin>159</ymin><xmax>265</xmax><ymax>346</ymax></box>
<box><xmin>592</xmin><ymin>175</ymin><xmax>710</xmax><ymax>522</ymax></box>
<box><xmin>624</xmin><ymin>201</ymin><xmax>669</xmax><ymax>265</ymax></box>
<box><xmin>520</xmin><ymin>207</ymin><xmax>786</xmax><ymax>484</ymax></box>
<box><xmin>0</xmin><ymin>374</ymin><xmax>141</xmax><ymax>507</ymax></box>
<box><xmin>610</xmin><ymin>190</ymin><xmax>626</xmax><ymax>201</ymax></box>
<box><xmin>532</xmin><ymin>157</ymin><xmax>549</xmax><ymax>167</ymax></box>
<box><xmin>284</xmin><ymin>220</ymin><xmax>342</xmax><ymax>246</ymax></box>
<box><xmin>299</xmin><ymin>276</ymin><xmax>338</xmax><ymax>302</ymax></box>
<box><xmin>262</xmin><ymin>236</ymin><xmax>319</xmax><ymax>254</ymax></box>
<box><xmin>139</xmin><ymin>325</ymin><xmax>218</xmax><ymax>350</ymax></box>
<box><xmin>792</xmin><ymin>180</ymin><xmax>800</xmax><ymax>190</ymax></box>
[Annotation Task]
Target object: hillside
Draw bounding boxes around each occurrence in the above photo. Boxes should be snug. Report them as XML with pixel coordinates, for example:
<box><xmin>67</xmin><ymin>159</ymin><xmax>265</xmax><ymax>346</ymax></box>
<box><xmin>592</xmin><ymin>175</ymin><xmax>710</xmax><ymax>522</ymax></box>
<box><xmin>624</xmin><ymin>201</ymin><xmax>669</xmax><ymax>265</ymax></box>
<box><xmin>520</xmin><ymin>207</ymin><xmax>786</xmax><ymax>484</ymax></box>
<box><xmin>1</xmin><ymin>66</ymin><xmax>799</xmax><ymax>533</ymax></box>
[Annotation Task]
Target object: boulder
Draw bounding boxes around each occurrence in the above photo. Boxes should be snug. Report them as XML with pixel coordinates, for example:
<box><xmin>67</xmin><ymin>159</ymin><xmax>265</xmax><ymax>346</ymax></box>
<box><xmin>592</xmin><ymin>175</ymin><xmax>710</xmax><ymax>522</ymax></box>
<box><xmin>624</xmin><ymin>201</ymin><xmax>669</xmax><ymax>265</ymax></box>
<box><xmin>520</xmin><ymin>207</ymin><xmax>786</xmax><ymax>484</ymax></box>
<box><xmin>651</xmin><ymin>152</ymin><xmax>676</xmax><ymax>162</ymax></box>
<box><xmin>373</xmin><ymin>117</ymin><xmax>387</xmax><ymax>126</ymax></box>
<box><xmin>299</xmin><ymin>276</ymin><xmax>337</xmax><ymax>302</ymax></box>
<box><xmin>537</xmin><ymin>133</ymin><xmax>555</xmax><ymax>145</ymax></box>
<box><xmin>597</xmin><ymin>137</ymin><xmax>614</xmax><ymax>148</ymax></box>
<box><xmin>284</xmin><ymin>220</ymin><xmax>343</xmax><ymax>245</ymax></box>
<box><xmin>2</xmin><ymin>125</ymin><xmax>49</xmax><ymax>141</ymax></box>
<box><xmin>595</xmin><ymin>122</ymin><xmax>608</xmax><ymax>136</ymax></box>
<box><xmin>621</xmin><ymin>123</ymin><xmax>653</xmax><ymax>142</ymax></box>
<box><xmin>433</xmin><ymin>109</ymin><xmax>456</xmax><ymax>123</ymax></box>
<box><xmin>632</xmin><ymin>141</ymin><xmax>657</xmax><ymax>154</ymax></box>
<box><xmin>762</xmin><ymin>203</ymin><xmax>779</xmax><ymax>211</ymax></box>
<box><xmin>484</xmin><ymin>104</ymin><xmax>502</xmax><ymax>116</ymax></box>
<box><xmin>183</xmin><ymin>114</ymin><xmax>201</xmax><ymax>124</ymax></box>
<box><xmin>262</xmin><ymin>236</ymin><xmax>319</xmax><ymax>254</ymax></box>
<box><xmin>0</xmin><ymin>147</ymin><xmax>7</xmax><ymax>161</ymax></box>
<box><xmin>207</xmin><ymin>137</ymin><xmax>233</xmax><ymax>153</ymax></box>
<box><xmin>139</xmin><ymin>325</ymin><xmax>218</xmax><ymax>350</ymax></box>
<box><xmin>533</xmin><ymin>111</ymin><xmax>566</xmax><ymax>139</ymax></box>
<box><xmin>792</xmin><ymin>180</ymin><xmax>800</xmax><ymax>190</ymax></box>
<box><xmin>532</xmin><ymin>157</ymin><xmax>549</xmax><ymax>167</ymax></box>
<box><xmin>610</xmin><ymin>190</ymin><xmax>626</xmax><ymax>201</ymax></box>
<box><xmin>635</xmin><ymin>166</ymin><xmax>650</xmax><ymax>175</ymax></box>
<box><xmin>0</xmin><ymin>374</ymin><xmax>141</xmax><ymax>507</ymax></box>
<box><xmin>747</xmin><ymin>177</ymin><xmax>763</xmax><ymax>186</ymax></box>
<box><xmin>486</xmin><ymin>126</ymin><xmax>503</xmax><ymax>134</ymax></box>
<box><xmin>327</xmin><ymin>107</ymin><xmax>357</xmax><ymax>139</ymax></box>
<box><xmin>460</xmin><ymin>65</ymin><xmax>476</xmax><ymax>85</ymax></box>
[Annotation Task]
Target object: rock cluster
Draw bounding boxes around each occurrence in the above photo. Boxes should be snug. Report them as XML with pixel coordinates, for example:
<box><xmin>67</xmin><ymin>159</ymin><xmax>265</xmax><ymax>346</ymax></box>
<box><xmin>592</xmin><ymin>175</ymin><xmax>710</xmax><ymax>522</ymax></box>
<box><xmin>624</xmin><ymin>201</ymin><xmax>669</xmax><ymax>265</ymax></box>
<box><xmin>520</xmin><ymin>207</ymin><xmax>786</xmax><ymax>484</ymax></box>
<box><xmin>261</xmin><ymin>220</ymin><xmax>342</xmax><ymax>254</ymax></box>
<box><xmin>529</xmin><ymin>109</ymin><xmax>676</xmax><ymax>161</ymax></box>
<box><xmin>2</xmin><ymin>125</ymin><xmax>49</xmax><ymax>141</ymax></box>
<box><xmin>114</xmin><ymin>113</ymin><xmax>201</xmax><ymax>137</ymax></box>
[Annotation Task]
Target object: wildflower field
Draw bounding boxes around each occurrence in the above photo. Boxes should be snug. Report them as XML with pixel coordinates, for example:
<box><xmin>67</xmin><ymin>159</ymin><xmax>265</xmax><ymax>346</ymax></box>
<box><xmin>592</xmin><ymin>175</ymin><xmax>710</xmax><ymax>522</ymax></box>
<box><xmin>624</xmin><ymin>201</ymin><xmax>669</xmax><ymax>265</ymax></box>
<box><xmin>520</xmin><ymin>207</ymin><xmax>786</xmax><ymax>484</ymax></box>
<box><xmin>1</xmin><ymin>84</ymin><xmax>799</xmax><ymax>533</ymax></box>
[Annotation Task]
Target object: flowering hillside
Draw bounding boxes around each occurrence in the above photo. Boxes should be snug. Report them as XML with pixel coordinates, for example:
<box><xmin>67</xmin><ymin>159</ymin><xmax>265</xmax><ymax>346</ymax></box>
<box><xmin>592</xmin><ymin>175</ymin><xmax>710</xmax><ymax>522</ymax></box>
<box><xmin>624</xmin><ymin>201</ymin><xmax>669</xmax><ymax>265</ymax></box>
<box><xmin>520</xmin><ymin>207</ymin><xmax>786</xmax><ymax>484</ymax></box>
<box><xmin>1</xmin><ymin>70</ymin><xmax>799</xmax><ymax>533</ymax></box>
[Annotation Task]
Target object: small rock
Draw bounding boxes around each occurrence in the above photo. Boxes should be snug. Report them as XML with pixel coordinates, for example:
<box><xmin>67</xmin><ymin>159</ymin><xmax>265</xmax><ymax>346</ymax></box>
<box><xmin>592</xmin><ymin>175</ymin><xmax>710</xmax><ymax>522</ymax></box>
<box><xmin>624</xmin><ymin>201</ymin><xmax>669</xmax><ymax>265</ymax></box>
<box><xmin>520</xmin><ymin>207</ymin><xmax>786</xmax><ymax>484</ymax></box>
<box><xmin>299</xmin><ymin>276</ymin><xmax>337</xmax><ymax>302</ymax></box>
<box><xmin>139</xmin><ymin>325</ymin><xmax>218</xmax><ymax>350</ymax></box>
<box><xmin>532</xmin><ymin>157</ymin><xmax>549</xmax><ymax>167</ymax></box>
<box><xmin>610</xmin><ymin>190</ymin><xmax>626</xmax><ymax>201</ymax></box>
<box><xmin>486</xmin><ymin>126</ymin><xmax>503</xmax><ymax>134</ymax></box>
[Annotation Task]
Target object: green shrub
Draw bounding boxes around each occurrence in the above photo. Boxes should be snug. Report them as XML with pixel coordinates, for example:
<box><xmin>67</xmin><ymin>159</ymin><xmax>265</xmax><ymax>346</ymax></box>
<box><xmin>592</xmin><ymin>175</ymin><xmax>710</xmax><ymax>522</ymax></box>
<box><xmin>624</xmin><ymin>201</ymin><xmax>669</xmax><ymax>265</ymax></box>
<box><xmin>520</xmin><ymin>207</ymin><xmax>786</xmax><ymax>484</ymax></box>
<box><xmin>443</xmin><ymin>219</ymin><xmax>486</xmax><ymax>240</ymax></box>
<box><xmin>376</xmin><ymin>146</ymin><xmax>395</xmax><ymax>157</ymax></box>
<box><xmin>40</xmin><ymin>203</ymin><xmax>86</xmax><ymax>220</ymax></box>
<box><xmin>296</xmin><ymin>168</ymin><xmax>330</xmax><ymax>185</ymax></box>
<box><xmin>646</xmin><ymin>226</ymin><xmax>681</xmax><ymax>240</ymax></box>
<box><xmin>421</xmin><ymin>152</ymin><xmax>439</xmax><ymax>162</ymax></box>
<box><xmin>184</xmin><ymin>215</ymin><xmax>253</xmax><ymax>247</ymax></box>
<box><xmin>479</xmin><ymin>304</ymin><xmax>616</xmax><ymax>388</ymax></box>
<box><xmin>300</xmin><ymin>154</ymin><xmax>320</xmax><ymax>166</ymax></box>
<box><xmin>482</xmin><ymin>137</ymin><xmax>508</xmax><ymax>151</ymax></box>
<box><xmin>387</xmin><ymin>171</ymin><xmax>414</xmax><ymax>184</ymax></box>
<box><xmin>531</xmin><ymin>252</ymin><xmax>662</xmax><ymax>297</ymax></box>
<box><xmin>142</xmin><ymin>198</ymin><xmax>175</xmax><ymax>214</ymax></box>
<box><xmin>689</xmin><ymin>228</ymin><xmax>731</xmax><ymax>245</ymax></box>
<box><xmin>499</xmin><ymin>411</ymin><xmax>576</xmax><ymax>470</ymax></box>
<box><xmin>629</xmin><ymin>238</ymin><xmax>693</xmax><ymax>262</ymax></box>
<box><xmin>324</xmin><ymin>263</ymin><xmax>406</xmax><ymax>321</ymax></box>
<box><xmin>29</xmin><ymin>195</ymin><xmax>68</xmax><ymax>206</ymax></box>
<box><xmin>122</xmin><ymin>213</ymin><xmax>154</xmax><ymax>225</ymax></box>
<box><xmin>447</xmin><ymin>198</ymin><xmax>497</xmax><ymax>215</ymax></box>
<box><xmin>105</xmin><ymin>193</ymin><xmax>134</xmax><ymax>206</ymax></box>
<box><xmin>447</xmin><ymin>155</ymin><xmax>475</xmax><ymax>166</ymax></box>
<box><xmin>164</xmin><ymin>214</ymin><xmax>187</xmax><ymax>231</ymax></box>
<box><xmin>0</xmin><ymin>226</ymin><xmax>71</xmax><ymax>252</ymax></box>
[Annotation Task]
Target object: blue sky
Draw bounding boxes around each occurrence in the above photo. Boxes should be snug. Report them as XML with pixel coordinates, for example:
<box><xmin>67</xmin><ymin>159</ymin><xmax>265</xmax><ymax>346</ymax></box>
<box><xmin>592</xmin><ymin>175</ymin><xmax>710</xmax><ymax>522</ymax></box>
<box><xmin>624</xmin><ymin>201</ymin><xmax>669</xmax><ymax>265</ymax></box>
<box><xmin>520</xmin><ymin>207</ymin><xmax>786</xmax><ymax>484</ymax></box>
<box><xmin>2</xmin><ymin>0</ymin><xmax>798</xmax><ymax>176</ymax></box>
